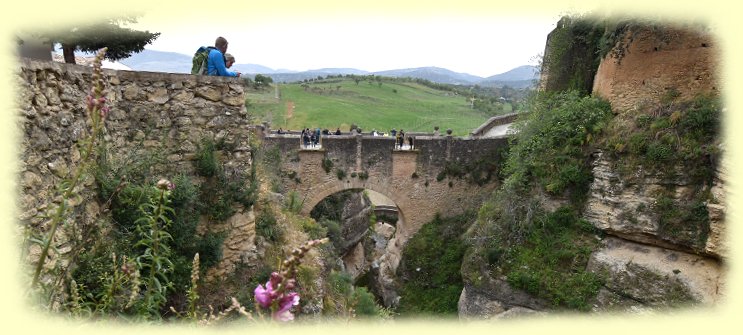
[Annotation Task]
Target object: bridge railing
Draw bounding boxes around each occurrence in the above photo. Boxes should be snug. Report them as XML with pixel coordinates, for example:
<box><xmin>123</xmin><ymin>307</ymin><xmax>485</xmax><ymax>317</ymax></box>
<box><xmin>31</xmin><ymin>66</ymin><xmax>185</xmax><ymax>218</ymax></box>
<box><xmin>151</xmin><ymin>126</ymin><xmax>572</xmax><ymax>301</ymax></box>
<box><xmin>469</xmin><ymin>112</ymin><xmax>527</xmax><ymax>138</ymax></box>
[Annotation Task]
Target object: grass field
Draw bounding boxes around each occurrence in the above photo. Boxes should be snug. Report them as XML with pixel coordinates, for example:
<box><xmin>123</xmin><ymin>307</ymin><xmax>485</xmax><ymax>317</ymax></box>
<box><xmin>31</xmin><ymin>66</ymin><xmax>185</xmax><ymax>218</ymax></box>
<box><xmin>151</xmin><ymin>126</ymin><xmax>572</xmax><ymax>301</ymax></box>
<box><xmin>245</xmin><ymin>78</ymin><xmax>498</xmax><ymax>136</ymax></box>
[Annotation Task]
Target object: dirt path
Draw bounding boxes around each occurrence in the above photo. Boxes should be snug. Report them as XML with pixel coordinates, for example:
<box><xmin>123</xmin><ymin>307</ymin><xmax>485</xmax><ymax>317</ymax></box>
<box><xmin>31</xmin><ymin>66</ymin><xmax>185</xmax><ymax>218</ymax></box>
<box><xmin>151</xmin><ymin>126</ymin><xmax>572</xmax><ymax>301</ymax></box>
<box><xmin>286</xmin><ymin>101</ymin><xmax>294</xmax><ymax>121</ymax></box>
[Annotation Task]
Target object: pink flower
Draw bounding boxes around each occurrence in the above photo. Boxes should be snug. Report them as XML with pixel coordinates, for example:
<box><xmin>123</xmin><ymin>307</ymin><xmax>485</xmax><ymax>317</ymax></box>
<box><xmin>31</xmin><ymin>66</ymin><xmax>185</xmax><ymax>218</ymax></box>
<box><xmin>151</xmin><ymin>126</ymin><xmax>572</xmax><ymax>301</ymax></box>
<box><xmin>253</xmin><ymin>280</ymin><xmax>275</xmax><ymax>308</ymax></box>
<box><xmin>254</xmin><ymin>272</ymin><xmax>301</xmax><ymax>321</ymax></box>
<box><xmin>274</xmin><ymin>292</ymin><xmax>300</xmax><ymax>321</ymax></box>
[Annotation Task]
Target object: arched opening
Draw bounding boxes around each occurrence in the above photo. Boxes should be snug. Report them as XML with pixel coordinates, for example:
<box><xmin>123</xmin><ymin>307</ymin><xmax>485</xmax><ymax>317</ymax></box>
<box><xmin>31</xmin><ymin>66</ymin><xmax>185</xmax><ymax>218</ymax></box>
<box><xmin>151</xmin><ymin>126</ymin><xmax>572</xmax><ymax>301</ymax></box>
<box><xmin>307</xmin><ymin>188</ymin><xmax>404</xmax><ymax>306</ymax></box>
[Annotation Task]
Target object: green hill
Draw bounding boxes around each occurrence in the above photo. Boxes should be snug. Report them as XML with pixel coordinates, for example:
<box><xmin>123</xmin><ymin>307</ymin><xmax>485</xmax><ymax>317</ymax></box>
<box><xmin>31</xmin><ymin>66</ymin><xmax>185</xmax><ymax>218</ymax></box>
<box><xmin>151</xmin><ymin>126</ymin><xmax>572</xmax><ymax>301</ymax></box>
<box><xmin>245</xmin><ymin>78</ymin><xmax>508</xmax><ymax>136</ymax></box>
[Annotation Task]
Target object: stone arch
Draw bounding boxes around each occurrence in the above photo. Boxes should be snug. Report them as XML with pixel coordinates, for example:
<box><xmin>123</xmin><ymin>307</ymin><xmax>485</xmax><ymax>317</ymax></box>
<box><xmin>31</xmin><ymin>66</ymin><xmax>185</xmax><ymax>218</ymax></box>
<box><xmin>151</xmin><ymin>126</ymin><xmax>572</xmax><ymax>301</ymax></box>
<box><xmin>300</xmin><ymin>179</ymin><xmax>411</xmax><ymax>235</ymax></box>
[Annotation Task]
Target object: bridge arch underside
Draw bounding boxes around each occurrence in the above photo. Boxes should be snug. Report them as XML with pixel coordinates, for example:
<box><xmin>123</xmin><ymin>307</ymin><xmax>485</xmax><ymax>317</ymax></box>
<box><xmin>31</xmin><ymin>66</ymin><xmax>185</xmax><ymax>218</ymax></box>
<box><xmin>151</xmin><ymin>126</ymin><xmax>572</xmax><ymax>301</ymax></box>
<box><xmin>294</xmin><ymin>172</ymin><xmax>496</xmax><ymax>263</ymax></box>
<box><xmin>302</xmin><ymin>181</ymin><xmax>412</xmax><ymax>236</ymax></box>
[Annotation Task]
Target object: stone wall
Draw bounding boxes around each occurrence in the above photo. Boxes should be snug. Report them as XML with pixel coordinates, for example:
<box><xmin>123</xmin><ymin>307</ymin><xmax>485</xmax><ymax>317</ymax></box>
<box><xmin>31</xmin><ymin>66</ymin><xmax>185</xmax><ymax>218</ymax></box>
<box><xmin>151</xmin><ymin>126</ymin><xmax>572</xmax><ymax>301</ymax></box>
<box><xmin>592</xmin><ymin>24</ymin><xmax>720</xmax><ymax>114</ymax></box>
<box><xmin>17</xmin><ymin>59</ymin><xmax>253</xmax><ymax>284</ymax></box>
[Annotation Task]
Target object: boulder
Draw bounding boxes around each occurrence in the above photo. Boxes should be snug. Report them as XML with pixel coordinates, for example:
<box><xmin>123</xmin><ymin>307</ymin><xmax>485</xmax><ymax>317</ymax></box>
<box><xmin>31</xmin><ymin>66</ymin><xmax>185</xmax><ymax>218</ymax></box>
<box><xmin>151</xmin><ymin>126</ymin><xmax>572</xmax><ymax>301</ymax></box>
<box><xmin>587</xmin><ymin>237</ymin><xmax>724</xmax><ymax>309</ymax></box>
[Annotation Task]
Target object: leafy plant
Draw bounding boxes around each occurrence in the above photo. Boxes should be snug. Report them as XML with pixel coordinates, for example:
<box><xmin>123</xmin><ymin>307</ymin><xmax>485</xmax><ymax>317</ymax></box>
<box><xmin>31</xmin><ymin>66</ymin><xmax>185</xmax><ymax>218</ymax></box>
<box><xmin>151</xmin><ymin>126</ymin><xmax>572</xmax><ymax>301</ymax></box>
<box><xmin>134</xmin><ymin>179</ymin><xmax>176</xmax><ymax>318</ymax></box>
<box><xmin>503</xmin><ymin>90</ymin><xmax>613</xmax><ymax>200</ymax></box>
<box><xmin>256</xmin><ymin>209</ymin><xmax>282</xmax><ymax>242</ymax></box>
<box><xmin>502</xmin><ymin>207</ymin><xmax>602</xmax><ymax>311</ymax></box>
<box><xmin>322</xmin><ymin>157</ymin><xmax>334</xmax><ymax>173</ymax></box>
<box><xmin>397</xmin><ymin>213</ymin><xmax>474</xmax><ymax>315</ymax></box>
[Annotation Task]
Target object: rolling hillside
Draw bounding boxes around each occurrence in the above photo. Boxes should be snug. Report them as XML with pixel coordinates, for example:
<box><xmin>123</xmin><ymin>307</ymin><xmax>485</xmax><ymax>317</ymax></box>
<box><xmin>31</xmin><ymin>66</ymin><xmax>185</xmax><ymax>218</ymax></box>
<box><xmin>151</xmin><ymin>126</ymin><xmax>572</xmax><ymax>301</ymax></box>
<box><xmin>247</xmin><ymin>78</ymin><xmax>505</xmax><ymax>135</ymax></box>
<box><xmin>121</xmin><ymin>49</ymin><xmax>538</xmax><ymax>87</ymax></box>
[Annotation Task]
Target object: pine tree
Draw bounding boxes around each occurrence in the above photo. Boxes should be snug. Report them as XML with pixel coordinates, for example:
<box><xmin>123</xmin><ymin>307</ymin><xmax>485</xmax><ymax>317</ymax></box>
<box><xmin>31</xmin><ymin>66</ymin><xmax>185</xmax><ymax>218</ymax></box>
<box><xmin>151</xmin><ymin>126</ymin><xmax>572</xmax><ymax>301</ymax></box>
<box><xmin>40</xmin><ymin>15</ymin><xmax>159</xmax><ymax>64</ymax></box>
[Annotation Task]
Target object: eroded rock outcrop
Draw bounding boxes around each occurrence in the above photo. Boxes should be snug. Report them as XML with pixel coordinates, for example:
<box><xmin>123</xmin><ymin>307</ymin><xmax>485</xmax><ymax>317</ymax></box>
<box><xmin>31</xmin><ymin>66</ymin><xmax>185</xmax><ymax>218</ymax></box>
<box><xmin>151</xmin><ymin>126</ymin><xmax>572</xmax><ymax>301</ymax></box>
<box><xmin>587</xmin><ymin>237</ymin><xmax>724</xmax><ymax>310</ymax></box>
<box><xmin>584</xmin><ymin>150</ymin><xmax>727</xmax><ymax>259</ymax></box>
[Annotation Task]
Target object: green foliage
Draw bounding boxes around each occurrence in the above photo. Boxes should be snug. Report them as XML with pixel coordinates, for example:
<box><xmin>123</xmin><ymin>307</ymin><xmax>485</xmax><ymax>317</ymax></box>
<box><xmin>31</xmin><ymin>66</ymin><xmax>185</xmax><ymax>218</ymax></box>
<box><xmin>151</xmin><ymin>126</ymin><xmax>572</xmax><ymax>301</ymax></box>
<box><xmin>319</xmin><ymin>219</ymin><xmax>342</xmax><ymax>248</ymax></box>
<box><xmin>336</xmin><ymin>169</ymin><xmax>346</xmax><ymax>180</ymax></box>
<box><xmin>541</xmin><ymin>15</ymin><xmax>605</xmax><ymax>94</ymax></box>
<box><xmin>134</xmin><ymin>184</ymin><xmax>175</xmax><ymax>318</ymax></box>
<box><xmin>654</xmin><ymin>191</ymin><xmax>710</xmax><ymax>249</ymax></box>
<box><xmin>504</xmin><ymin>90</ymin><xmax>613</xmax><ymax>199</ymax></box>
<box><xmin>323</xmin><ymin>271</ymin><xmax>384</xmax><ymax>318</ymax></box>
<box><xmin>256</xmin><ymin>209</ymin><xmax>282</xmax><ymax>242</ymax></box>
<box><xmin>301</xmin><ymin>218</ymin><xmax>328</xmax><ymax>240</ymax></box>
<box><xmin>502</xmin><ymin>207</ymin><xmax>602</xmax><ymax>311</ymax></box>
<box><xmin>195</xmin><ymin>137</ymin><xmax>258</xmax><ymax>221</ymax></box>
<box><xmin>36</xmin><ymin>16</ymin><xmax>160</xmax><ymax>62</ymax></box>
<box><xmin>285</xmin><ymin>191</ymin><xmax>303</xmax><ymax>214</ymax></box>
<box><xmin>322</xmin><ymin>157</ymin><xmax>334</xmax><ymax>173</ymax></box>
<box><xmin>253</xmin><ymin>74</ymin><xmax>273</xmax><ymax>89</ymax></box>
<box><xmin>397</xmin><ymin>213</ymin><xmax>474</xmax><ymax>315</ymax></box>
<box><xmin>605</xmin><ymin>94</ymin><xmax>721</xmax><ymax>184</ymax></box>
<box><xmin>195</xmin><ymin>138</ymin><xmax>219</xmax><ymax>177</ymax></box>
<box><xmin>352</xmin><ymin>287</ymin><xmax>381</xmax><ymax>317</ymax></box>
<box><xmin>466</xmin><ymin>90</ymin><xmax>613</xmax><ymax>310</ymax></box>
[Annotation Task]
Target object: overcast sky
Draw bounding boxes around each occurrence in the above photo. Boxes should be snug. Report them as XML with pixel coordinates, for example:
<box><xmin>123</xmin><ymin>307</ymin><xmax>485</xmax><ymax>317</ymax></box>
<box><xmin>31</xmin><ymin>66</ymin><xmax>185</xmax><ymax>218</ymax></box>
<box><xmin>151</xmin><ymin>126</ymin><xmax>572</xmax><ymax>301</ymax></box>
<box><xmin>132</xmin><ymin>13</ymin><xmax>560</xmax><ymax>78</ymax></box>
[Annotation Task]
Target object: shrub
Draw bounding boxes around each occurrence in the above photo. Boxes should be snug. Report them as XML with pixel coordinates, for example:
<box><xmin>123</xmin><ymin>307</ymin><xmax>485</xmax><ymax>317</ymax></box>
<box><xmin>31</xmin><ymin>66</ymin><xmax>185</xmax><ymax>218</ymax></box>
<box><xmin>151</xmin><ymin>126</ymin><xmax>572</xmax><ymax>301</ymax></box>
<box><xmin>195</xmin><ymin>138</ymin><xmax>219</xmax><ymax>177</ymax></box>
<box><xmin>301</xmin><ymin>218</ymin><xmax>328</xmax><ymax>240</ymax></box>
<box><xmin>503</xmin><ymin>90</ymin><xmax>613</xmax><ymax>199</ymax></box>
<box><xmin>256</xmin><ymin>210</ymin><xmax>282</xmax><ymax>242</ymax></box>
<box><xmin>503</xmin><ymin>207</ymin><xmax>602</xmax><ymax>311</ymax></box>
<box><xmin>352</xmin><ymin>287</ymin><xmax>380</xmax><ymax>317</ymax></box>
<box><xmin>322</xmin><ymin>157</ymin><xmax>334</xmax><ymax>173</ymax></box>
<box><xmin>319</xmin><ymin>219</ymin><xmax>341</xmax><ymax>248</ymax></box>
<box><xmin>397</xmin><ymin>213</ymin><xmax>474</xmax><ymax>315</ymax></box>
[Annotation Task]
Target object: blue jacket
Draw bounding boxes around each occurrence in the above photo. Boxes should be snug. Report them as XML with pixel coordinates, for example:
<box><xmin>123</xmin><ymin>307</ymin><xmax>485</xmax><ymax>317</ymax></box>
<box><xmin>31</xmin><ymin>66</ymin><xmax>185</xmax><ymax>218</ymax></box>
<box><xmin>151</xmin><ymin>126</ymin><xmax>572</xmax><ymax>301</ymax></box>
<box><xmin>207</xmin><ymin>49</ymin><xmax>238</xmax><ymax>77</ymax></box>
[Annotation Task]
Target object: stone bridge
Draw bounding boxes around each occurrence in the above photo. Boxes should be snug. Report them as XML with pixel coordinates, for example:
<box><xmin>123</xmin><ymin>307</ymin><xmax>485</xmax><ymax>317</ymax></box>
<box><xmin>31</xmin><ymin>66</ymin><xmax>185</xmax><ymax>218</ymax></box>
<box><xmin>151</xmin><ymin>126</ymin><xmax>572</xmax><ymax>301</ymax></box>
<box><xmin>262</xmin><ymin>131</ymin><xmax>509</xmax><ymax>305</ymax></box>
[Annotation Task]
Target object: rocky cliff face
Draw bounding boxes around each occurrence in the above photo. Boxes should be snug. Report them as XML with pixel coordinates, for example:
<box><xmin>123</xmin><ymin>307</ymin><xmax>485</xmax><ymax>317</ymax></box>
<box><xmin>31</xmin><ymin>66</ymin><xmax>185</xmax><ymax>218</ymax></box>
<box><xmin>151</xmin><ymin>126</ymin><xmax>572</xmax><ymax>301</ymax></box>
<box><xmin>584</xmin><ymin>150</ymin><xmax>727</xmax><ymax>259</ymax></box>
<box><xmin>582</xmin><ymin>23</ymin><xmax>726</xmax><ymax>311</ymax></box>
<box><xmin>459</xmin><ymin>21</ymin><xmax>725</xmax><ymax>319</ymax></box>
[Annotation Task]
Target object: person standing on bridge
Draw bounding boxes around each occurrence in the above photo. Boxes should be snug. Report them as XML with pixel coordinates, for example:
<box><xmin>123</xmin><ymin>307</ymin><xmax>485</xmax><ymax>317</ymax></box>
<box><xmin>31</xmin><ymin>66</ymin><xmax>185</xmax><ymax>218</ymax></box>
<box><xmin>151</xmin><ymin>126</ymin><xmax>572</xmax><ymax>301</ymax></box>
<box><xmin>398</xmin><ymin>129</ymin><xmax>405</xmax><ymax>149</ymax></box>
<box><xmin>314</xmin><ymin>127</ymin><xmax>321</xmax><ymax>147</ymax></box>
<box><xmin>302</xmin><ymin>128</ymin><xmax>310</xmax><ymax>148</ymax></box>
<box><xmin>408</xmin><ymin>134</ymin><xmax>415</xmax><ymax>150</ymax></box>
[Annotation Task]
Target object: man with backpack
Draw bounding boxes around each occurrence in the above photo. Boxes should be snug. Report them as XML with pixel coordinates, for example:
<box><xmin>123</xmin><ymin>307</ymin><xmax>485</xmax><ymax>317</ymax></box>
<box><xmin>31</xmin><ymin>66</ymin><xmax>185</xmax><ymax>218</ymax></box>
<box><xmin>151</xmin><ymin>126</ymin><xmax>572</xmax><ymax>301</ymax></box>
<box><xmin>191</xmin><ymin>37</ymin><xmax>240</xmax><ymax>77</ymax></box>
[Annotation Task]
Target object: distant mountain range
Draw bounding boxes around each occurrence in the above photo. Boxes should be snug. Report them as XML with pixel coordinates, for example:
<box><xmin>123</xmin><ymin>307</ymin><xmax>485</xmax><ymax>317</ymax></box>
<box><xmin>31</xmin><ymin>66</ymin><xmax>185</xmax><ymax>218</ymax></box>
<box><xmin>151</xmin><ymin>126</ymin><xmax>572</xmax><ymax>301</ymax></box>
<box><xmin>119</xmin><ymin>49</ymin><xmax>539</xmax><ymax>88</ymax></box>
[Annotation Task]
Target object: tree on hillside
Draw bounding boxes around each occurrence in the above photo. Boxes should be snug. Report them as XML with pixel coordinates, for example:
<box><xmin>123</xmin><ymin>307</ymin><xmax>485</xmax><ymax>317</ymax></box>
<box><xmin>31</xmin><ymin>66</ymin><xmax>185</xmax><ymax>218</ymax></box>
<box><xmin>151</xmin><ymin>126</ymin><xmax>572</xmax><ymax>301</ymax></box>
<box><xmin>36</xmin><ymin>15</ymin><xmax>159</xmax><ymax>64</ymax></box>
<box><xmin>254</xmin><ymin>74</ymin><xmax>274</xmax><ymax>88</ymax></box>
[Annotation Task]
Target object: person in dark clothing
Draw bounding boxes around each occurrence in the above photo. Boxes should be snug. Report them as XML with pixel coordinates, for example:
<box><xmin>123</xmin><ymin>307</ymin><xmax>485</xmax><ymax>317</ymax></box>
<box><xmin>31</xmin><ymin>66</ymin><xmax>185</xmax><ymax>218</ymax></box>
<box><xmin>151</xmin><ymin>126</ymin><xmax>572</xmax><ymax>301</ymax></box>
<box><xmin>398</xmin><ymin>129</ymin><xmax>405</xmax><ymax>149</ymax></box>
<box><xmin>335</xmin><ymin>128</ymin><xmax>342</xmax><ymax>135</ymax></box>
<box><xmin>408</xmin><ymin>134</ymin><xmax>414</xmax><ymax>150</ymax></box>
<box><xmin>302</xmin><ymin>128</ymin><xmax>310</xmax><ymax>147</ymax></box>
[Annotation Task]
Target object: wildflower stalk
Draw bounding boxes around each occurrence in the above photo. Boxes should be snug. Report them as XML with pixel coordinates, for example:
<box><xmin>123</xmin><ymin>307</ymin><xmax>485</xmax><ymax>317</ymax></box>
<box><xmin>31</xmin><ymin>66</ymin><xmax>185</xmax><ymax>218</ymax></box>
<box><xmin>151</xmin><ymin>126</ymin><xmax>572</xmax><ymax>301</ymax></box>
<box><xmin>135</xmin><ymin>179</ymin><xmax>175</xmax><ymax>318</ymax></box>
<box><xmin>254</xmin><ymin>238</ymin><xmax>328</xmax><ymax>321</ymax></box>
<box><xmin>31</xmin><ymin>48</ymin><xmax>110</xmax><ymax>289</ymax></box>
<box><xmin>187</xmin><ymin>253</ymin><xmax>200</xmax><ymax>320</ymax></box>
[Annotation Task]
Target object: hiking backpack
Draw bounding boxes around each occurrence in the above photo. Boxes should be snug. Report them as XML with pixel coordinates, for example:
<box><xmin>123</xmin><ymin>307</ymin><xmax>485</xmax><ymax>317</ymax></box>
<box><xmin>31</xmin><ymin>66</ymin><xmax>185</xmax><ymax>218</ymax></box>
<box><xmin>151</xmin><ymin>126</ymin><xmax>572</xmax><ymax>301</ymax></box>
<box><xmin>191</xmin><ymin>46</ymin><xmax>216</xmax><ymax>75</ymax></box>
